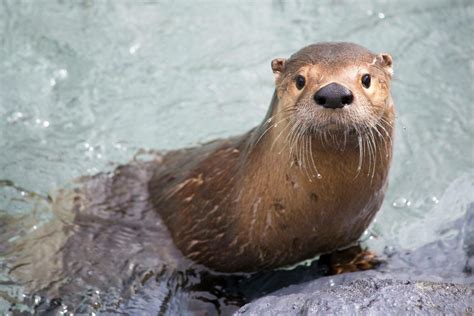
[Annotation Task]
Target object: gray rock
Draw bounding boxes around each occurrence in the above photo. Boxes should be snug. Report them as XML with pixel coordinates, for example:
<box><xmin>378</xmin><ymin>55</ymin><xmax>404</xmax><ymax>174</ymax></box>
<box><xmin>236</xmin><ymin>276</ymin><xmax>473</xmax><ymax>315</ymax></box>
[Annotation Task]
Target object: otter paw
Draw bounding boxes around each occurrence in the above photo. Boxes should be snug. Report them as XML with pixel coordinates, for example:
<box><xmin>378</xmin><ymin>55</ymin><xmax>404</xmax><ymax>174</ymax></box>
<box><xmin>323</xmin><ymin>245</ymin><xmax>384</xmax><ymax>275</ymax></box>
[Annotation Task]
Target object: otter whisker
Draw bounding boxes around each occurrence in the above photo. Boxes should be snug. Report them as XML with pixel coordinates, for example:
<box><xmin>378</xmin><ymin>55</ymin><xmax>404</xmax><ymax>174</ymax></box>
<box><xmin>364</xmin><ymin>126</ymin><xmax>374</xmax><ymax>179</ymax></box>
<box><xmin>360</xmin><ymin>126</ymin><xmax>371</xmax><ymax>178</ymax></box>
<box><xmin>353</xmin><ymin>123</ymin><xmax>365</xmax><ymax>179</ymax></box>
<box><xmin>377</xmin><ymin>118</ymin><xmax>393</xmax><ymax>144</ymax></box>
<box><xmin>368</xmin><ymin>128</ymin><xmax>378</xmax><ymax>180</ymax></box>
<box><xmin>307</xmin><ymin>135</ymin><xmax>317</xmax><ymax>179</ymax></box>
<box><xmin>377</xmin><ymin>123</ymin><xmax>392</xmax><ymax>145</ymax></box>
<box><xmin>379</xmin><ymin>116</ymin><xmax>394</xmax><ymax>126</ymax></box>
<box><xmin>318</xmin><ymin>128</ymin><xmax>324</xmax><ymax>149</ymax></box>
<box><xmin>278</xmin><ymin>119</ymin><xmax>298</xmax><ymax>155</ymax></box>
<box><xmin>270</xmin><ymin>117</ymin><xmax>296</xmax><ymax>151</ymax></box>
<box><xmin>379</xmin><ymin>117</ymin><xmax>394</xmax><ymax>133</ymax></box>
<box><xmin>356</xmin><ymin>134</ymin><xmax>363</xmax><ymax>177</ymax></box>
<box><xmin>295</xmin><ymin>125</ymin><xmax>310</xmax><ymax>180</ymax></box>
<box><xmin>300</xmin><ymin>131</ymin><xmax>313</xmax><ymax>182</ymax></box>
<box><xmin>377</xmin><ymin>125</ymin><xmax>393</xmax><ymax>153</ymax></box>
<box><xmin>295</xmin><ymin>124</ymin><xmax>305</xmax><ymax>168</ymax></box>
<box><xmin>301</xmin><ymin>130</ymin><xmax>313</xmax><ymax>181</ymax></box>
<box><xmin>373</xmin><ymin>124</ymin><xmax>389</xmax><ymax>161</ymax></box>
<box><xmin>322</xmin><ymin>129</ymin><xmax>329</xmax><ymax>149</ymax></box>
<box><xmin>308</xmin><ymin>134</ymin><xmax>321</xmax><ymax>179</ymax></box>
<box><xmin>342</xmin><ymin>127</ymin><xmax>348</xmax><ymax>151</ymax></box>
<box><xmin>287</xmin><ymin>121</ymin><xmax>301</xmax><ymax>165</ymax></box>
<box><xmin>255</xmin><ymin>109</ymin><xmax>295</xmax><ymax>145</ymax></box>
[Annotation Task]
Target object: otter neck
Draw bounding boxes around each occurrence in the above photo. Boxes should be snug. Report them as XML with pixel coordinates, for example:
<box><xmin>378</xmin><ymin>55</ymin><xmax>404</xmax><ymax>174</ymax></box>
<box><xmin>247</xmin><ymin>120</ymin><xmax>362</xmax><ymax>183</ymax></box>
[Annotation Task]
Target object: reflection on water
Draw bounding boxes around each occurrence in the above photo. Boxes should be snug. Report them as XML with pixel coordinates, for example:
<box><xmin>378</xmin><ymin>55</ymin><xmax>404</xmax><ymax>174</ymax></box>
<box><xmin>0</xmin><ymin>0</ymin><xmax>473</xmax><ymax>314</ymax></box>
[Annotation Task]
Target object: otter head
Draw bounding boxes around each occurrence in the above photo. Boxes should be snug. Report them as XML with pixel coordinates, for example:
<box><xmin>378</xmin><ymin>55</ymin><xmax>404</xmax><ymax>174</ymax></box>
<box><xmin>271</xmin><ymin>42</ymin><xmax>393</xmax><ymax>136</ymax></box>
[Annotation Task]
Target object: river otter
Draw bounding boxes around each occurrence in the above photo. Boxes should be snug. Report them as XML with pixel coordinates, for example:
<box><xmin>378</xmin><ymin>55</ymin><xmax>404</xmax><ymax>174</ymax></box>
<box><xmin>149</xmin><ymin>42</ymin><xmax>395</xmax><ymax>273</ymax></box>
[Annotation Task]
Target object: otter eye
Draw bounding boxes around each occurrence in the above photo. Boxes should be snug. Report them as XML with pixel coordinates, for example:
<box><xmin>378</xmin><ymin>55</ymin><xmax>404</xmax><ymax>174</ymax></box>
<box><xmin>295</xmin><ymin>75</ymin><xmax>306</xmax><ymax>90</ymax></box>
<box><xmin>361</xmin><ymin>74</ymin><xmax>371</xmax><ymax>88</ymax></box>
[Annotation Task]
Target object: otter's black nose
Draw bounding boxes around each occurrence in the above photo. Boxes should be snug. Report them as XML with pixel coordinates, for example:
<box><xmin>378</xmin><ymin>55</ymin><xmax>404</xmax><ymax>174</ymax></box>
<box><xmin>314</xmin><ymin>83</ymin><xmax>354</xmax><ymax>109</ymax></box>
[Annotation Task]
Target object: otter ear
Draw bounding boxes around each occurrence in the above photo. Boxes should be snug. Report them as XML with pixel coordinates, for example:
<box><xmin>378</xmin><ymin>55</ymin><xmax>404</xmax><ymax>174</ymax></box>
<box><xmin>377</xmin><ymin>53</ymin><xmax>393</xmax><ymax>77</ymax></box>
<box><xmin>271</xmin><ymin>58</ymin><xmax>286</xmax><ymax>82</ymax></box>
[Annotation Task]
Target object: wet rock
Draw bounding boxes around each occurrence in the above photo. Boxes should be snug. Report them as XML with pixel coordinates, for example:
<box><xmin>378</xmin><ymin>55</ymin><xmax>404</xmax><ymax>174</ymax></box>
<box><xmin>235</xmin><ymin>276</ymin><xmax>473</xmax><ymax>315</ymax></box>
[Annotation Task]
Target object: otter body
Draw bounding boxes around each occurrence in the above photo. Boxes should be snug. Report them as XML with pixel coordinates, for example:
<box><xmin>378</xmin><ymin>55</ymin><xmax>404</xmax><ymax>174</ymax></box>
<box><xmin>150</xmin><ymin>42</ymin><xmax>395</xmax><ymax>272</ymax></box>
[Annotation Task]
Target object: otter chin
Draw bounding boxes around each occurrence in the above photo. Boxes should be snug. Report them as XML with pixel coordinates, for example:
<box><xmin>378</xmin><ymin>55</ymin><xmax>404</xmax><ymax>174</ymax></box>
<box><xmin>149</xmin><ymin>42</ymin><xmax>395</xmax><ymax>273</ymax></box>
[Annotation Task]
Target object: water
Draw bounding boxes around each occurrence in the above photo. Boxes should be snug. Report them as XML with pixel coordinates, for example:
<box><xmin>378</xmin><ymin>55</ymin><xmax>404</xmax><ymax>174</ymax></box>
<box><xmin>0</xmin><ymin>0</ymin><xmax>473</xmax><ymax>314</ymax></box>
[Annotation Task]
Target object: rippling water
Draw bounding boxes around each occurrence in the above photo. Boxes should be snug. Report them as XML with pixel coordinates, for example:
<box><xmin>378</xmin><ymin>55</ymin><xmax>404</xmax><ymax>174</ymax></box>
<box><xmin>0</xmin><ymin>0</ymin><xmax>473</xmax><ymax>314</ymax></box>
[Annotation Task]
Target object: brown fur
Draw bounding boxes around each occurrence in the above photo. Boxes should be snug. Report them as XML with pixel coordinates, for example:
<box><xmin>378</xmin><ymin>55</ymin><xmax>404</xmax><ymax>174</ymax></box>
<box><xmin>149</xmin><ymin>42</ymin><xmax>395</xmax><ymax>272</ymax></box>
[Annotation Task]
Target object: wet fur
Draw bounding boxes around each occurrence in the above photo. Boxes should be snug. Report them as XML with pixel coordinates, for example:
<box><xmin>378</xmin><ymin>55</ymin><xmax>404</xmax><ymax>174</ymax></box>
<box><xmin>150</xmin><ymin>42</ymin><xmax>395</xmax><ymax>272</ymax></box>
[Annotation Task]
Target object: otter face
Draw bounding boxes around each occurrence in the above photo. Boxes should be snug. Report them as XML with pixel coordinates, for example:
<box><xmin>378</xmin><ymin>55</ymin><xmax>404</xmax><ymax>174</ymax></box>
<box><xmin>271</xmin><ymin>43</ymin><xmax>393</xmax><ymax>135</ymax></box>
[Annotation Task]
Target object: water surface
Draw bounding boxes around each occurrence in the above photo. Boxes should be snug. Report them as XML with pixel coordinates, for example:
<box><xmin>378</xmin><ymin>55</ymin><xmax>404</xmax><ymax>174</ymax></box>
<box><xmin>0</xmin><ymin>0</ymin><xmax>473</xmax><ymax>314</ymax></box>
